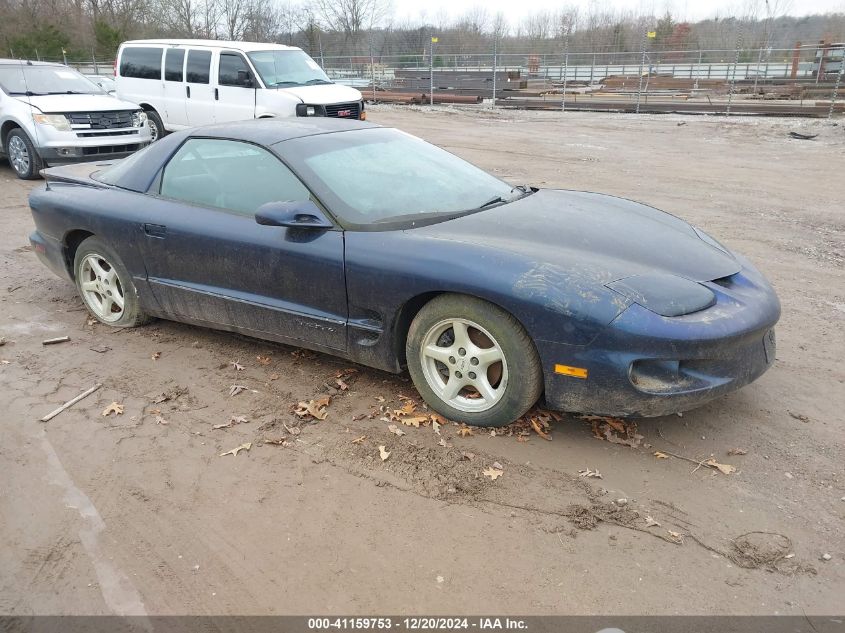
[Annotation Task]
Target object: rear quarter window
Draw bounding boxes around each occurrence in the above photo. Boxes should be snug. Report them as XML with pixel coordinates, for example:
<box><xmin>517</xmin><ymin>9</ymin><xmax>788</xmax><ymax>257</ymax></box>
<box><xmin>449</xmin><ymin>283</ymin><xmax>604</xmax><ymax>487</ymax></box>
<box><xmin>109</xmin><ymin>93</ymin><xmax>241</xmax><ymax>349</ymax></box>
<box><xmin>120</xmin><ymin>47</ymin><xmax>163</xmax><ymax>79</ymax></box>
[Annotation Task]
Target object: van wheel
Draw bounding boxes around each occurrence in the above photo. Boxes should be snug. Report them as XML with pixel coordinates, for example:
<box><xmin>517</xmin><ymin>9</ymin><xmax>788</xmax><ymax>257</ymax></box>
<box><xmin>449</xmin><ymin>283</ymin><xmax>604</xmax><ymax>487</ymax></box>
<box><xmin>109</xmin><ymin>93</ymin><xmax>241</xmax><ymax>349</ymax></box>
<box><xmin>5</xmin><ymin>129</ymin><xmax>44</xmax><ymax>180</ymax></box>
<box><xmin>145</xmin><ymin>110</ymin><xmax>166</xmax><ymax>142</ymax></box>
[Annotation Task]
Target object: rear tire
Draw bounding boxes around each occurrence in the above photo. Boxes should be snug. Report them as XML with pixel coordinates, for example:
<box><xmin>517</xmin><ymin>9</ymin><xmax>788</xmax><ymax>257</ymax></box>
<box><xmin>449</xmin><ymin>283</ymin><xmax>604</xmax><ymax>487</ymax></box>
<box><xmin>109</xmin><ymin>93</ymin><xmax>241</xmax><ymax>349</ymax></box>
<box><xmin>406</xmin><ymin>294</ymin><xmax>543</xmax><ymax>427</ymax></box>
<box><xmin>73</xmin><ymin>237</ymin><xmax>150</xmax><ymax>327</ymax></box>
<box><xmin>145</xmin><ymin>110</ymin><xmax>166</xmax><ymax>142</ymax></box>
<box><xmin>5</xmin><ymin>128</ymin><xmax>44</xmax><ymax>180</ymax></box>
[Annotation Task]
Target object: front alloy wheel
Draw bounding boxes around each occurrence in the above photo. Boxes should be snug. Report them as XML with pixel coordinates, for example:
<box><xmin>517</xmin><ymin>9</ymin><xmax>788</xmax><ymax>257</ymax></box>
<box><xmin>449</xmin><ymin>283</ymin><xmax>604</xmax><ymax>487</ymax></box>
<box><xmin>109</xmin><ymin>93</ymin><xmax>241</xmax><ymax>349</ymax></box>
<box><xmin>420</xmin><ymin>318</ymin><xmax>508</xmax><ymax>413</ymax></box>
<box><xmin>407</xmin><ymin>294</ymin><xmax>543</xmax><ymax>427</ymax></box>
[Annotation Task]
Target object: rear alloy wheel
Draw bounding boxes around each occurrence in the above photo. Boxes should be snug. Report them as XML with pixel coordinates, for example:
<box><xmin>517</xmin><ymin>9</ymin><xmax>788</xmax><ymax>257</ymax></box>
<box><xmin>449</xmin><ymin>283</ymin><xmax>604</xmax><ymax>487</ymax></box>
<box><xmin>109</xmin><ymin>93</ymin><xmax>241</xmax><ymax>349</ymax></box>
<box><xmin>5</xmin><ymin>129</ymin><xmax>44</xmax><ymax>180</ymax></box>
<box><xmin>73</xmin><ymin>237</ymin><xmax>149</xmax><ymax>327</ymax></box>
<box><xmin>407</xmin><ymin>294</ymin><xmax>543</xmax><ymax>427</ymax></box>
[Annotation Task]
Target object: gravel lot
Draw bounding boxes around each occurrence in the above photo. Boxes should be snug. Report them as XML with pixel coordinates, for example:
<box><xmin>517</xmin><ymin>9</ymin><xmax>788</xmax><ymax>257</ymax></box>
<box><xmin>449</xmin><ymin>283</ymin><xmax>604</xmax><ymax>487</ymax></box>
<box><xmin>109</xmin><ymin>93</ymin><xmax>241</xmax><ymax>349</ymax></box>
<box><xmin>1</xmin><ymin>107</ymin><xmax>843</xmax><ymax>615</ymax></box>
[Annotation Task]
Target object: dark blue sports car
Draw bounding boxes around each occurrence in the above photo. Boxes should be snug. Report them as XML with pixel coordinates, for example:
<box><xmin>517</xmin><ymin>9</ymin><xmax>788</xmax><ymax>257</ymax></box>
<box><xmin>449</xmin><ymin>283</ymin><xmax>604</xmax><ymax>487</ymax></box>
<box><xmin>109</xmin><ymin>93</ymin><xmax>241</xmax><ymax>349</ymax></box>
<box><xmin>28</xmin><ymin>118</ymin><xmax>780</xmax><ymax>427</ymax></box>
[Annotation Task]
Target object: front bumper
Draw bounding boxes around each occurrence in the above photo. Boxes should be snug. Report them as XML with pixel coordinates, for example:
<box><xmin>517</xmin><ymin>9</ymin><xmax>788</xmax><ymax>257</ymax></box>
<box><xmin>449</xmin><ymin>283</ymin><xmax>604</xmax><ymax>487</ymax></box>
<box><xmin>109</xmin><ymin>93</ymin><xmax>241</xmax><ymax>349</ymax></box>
<box><xmin>540</xmin><ymin>262</ymin><xmax>781</xmax><ymax>417</ymax></box>
<box><xmin>33</xmin><ymin>125</ymin><xmax>151</xmax><ymax>165</ymax></box>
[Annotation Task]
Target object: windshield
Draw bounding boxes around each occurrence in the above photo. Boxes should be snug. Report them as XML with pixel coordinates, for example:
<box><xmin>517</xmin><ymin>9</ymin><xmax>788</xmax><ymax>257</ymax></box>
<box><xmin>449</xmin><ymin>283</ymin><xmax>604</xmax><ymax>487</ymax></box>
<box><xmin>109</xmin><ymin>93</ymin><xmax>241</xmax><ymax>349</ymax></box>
<box><xmin>247</xmin><ymin>50</ymin><xmax>332</xmax><ymax>88</ymax></box>
<box><xmin>281</xmin><ymin>128</ymin><xmax>519</xmax><ymax>226</ymax></box>
<box><xmin>0</xmin><ymin>65</ymin><xmax>105</xmax><ymax>96</ymax></box>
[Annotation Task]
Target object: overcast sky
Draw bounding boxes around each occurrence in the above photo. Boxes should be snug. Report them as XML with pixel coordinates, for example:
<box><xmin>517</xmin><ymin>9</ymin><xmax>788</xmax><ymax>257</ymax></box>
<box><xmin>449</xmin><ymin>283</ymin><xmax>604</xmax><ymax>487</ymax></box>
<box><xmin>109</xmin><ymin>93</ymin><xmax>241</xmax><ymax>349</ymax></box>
<box><xmin>390</xmin><ymin>0</ymin><xmax>845</xmax><ymax>24</ymax></box>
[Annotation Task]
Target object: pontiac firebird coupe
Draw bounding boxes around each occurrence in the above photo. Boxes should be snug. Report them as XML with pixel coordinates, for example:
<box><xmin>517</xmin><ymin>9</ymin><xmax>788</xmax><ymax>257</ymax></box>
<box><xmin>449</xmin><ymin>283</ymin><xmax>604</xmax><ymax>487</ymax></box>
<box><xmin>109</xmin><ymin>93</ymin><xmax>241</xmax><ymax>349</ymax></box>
<box><xmin>28</xmin><ymin>118</ymin><xmax>780</xmax><ymax>427</ymax></box>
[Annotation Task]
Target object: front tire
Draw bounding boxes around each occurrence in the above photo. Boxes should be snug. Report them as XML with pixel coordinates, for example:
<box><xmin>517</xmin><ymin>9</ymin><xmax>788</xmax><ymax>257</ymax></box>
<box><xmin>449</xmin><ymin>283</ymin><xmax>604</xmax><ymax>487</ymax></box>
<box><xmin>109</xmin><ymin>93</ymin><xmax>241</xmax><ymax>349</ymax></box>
<box><xmin>406</xmin><ymin>294</ymin><xmax>543</xmax><ymax>427</ymax></box>
<box><xmin>73</xmin><ymin>237</ymin><xmax>149</xmax><ymax>327</ymax></box>
<box><xmin>5</xmin><ymin>128</ymin><xmax>44</xmax><ymax>180</ymax></box>
<box><xmin>145</xmin><ymin>110</ymin><xmax>166</xmax><ymax>142</ymax></box>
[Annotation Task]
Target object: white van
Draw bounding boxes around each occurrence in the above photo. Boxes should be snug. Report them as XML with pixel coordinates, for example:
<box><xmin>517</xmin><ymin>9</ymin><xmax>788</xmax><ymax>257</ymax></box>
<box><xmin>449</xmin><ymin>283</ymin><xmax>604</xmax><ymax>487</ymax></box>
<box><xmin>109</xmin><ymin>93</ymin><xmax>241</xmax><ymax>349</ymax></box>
<box><xmin>115</xmin><ymin>39</ymin><xmax>364</xmax><ymax>140</ymax></box>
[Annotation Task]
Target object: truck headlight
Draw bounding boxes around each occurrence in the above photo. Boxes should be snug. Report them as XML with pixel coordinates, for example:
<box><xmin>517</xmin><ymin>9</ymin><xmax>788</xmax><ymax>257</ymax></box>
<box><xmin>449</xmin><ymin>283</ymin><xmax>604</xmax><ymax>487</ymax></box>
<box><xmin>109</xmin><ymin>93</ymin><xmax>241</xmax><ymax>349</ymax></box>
<box><xmin>296</xmin><ymin>104</ymin><xmax>320</xmax><ymax>117</ymax></box>
<box><xmin>131</xmin><ymin>111</ymin><xmax>148</xmax><ymax>128</ymax></box>
<box><xmin>33</xmin><ymin>114</ymin><xmax>71</xmax><ymax>131</ymax></box>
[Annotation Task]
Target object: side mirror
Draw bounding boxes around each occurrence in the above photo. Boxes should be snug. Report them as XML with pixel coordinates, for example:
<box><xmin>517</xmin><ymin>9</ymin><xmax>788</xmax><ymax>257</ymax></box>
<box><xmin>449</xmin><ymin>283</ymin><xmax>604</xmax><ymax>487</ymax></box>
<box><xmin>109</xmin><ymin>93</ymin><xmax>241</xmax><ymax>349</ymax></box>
<box><xmin>255</xmin><ymin>200</ymin><xmax>333</xmax><ymax>229</ymax></box>
<box><xmin>238</xmin><ymin>70</ymin><xmax>254</xmax><ymax>88</ymax></box>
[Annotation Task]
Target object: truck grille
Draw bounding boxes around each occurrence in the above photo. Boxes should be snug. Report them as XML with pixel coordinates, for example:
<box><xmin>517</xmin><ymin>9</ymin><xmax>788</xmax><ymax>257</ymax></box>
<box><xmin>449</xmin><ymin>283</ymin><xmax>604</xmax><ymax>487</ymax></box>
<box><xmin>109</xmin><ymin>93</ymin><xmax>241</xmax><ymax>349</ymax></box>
<box><xmin>324</xmin><ymin>102</ymin><xmax>360</xmax><ymax>119</ymax></box>
<box><xmin>66</xmin><ymin>111</ymin><xmax>135</xmax><ymax>129</ymax></box>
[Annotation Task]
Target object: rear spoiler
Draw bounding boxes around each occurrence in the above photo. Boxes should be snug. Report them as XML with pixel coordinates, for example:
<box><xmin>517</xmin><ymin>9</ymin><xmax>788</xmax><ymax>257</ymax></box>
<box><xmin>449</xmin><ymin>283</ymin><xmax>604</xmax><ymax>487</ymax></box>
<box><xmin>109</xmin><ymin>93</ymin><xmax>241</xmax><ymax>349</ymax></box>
<box><xmin>41</xmin><ymin>163</ymin><xmax>111</xmax><ymax>189</ymax></box>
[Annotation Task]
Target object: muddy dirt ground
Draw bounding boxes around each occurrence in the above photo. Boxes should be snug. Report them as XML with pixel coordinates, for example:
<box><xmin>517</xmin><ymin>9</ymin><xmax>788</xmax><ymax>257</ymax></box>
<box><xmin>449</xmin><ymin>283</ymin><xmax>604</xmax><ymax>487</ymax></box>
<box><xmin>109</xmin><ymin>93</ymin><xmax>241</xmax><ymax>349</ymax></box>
<box><xmin>0</xmin><ymin>108</ymin><xmax>843</xmax><ymax>616</ymax></box>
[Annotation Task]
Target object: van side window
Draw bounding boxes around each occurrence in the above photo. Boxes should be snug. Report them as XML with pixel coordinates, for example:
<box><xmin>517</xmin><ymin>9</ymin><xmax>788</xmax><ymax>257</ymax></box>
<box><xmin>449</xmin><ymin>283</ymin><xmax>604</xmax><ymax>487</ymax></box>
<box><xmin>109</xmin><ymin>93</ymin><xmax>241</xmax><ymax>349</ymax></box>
<box><xmin>120</xmin><ymin>47</ymin><xmax>162</xmax><ymax>79</ymax></box>
<box><xmin>186</xmin><ymin>50</ymin><xmax>212</xmax><ymax>84</ymax></box>
<box><xmin>165</xmin><ymin>49</ymin><xmax>185</xmax><ymax>82</ymax></box>
<box><xmin>219</xmin><ymin>53</ymin><xmax>251</xmax><ymax>87</ymax></box>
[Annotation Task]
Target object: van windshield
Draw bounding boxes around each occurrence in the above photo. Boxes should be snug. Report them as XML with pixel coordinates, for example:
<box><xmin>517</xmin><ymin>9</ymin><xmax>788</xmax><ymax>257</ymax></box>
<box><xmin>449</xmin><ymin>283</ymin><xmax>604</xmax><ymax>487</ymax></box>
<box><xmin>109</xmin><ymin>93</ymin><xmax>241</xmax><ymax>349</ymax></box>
<box><xmin>0</xmin><ymin>65</ymin><xmax>105</xmax><ymax>96</ymax></box>
<box><xmin>247</xmin><ymin>50</ymin><xmax>332</xmax><ymax>88</ymax></box>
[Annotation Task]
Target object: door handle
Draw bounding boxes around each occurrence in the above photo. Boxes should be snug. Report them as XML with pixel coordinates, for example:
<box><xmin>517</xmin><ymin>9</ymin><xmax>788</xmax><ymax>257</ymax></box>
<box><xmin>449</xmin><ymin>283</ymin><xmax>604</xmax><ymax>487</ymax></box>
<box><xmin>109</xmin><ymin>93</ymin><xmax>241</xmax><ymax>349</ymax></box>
<box><xmin>143</xmin><ymin>223</ymin><xmax>167</xmax><ymax>238</ymax></box>
<box><xmin>186</xmin><ymin>85</ymin><xmax>191</xmax><ymax>98</ymax></box>
<box><xmin>215</xmin><ymin>88</ymin><xmax>219</xmax><ymax>100</ymax></box>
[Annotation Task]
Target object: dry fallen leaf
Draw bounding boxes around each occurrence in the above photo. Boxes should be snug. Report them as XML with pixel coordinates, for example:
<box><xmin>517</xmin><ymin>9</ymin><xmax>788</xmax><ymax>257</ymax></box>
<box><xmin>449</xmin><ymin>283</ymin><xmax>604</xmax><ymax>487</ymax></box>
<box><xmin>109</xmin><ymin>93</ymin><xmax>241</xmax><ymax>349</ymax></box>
<box><xmin>667</xmin><ymin>530</ymin><xmax>684</xmax><ymax>543</ymax></box>
<box><xmin>645</xmin><ymin>516</ymin><xmax>661</xmax><ymax>527</ymax></box>
<box><xmin>438</xmin><ymin>437</ymin><xmax>450</xmax><ymax>448</ymax></box>
<box><xmin>155</xmin><ymin>415</ymin><xmax>169</xmax><ymax>425</ymax></box>
<box><xmin>516</xmin><ymin>435</ymin><xmax>529</xmax><ymax>443</ymax></box>
<box><xmin>578</xmin><ymin>468</ymin><xmax>603</xmax><ymax>479</ymax></box>
<box><xmin>102</xmin><ymin>402</ymin><xmax>124</xmax><ymax>417</ymax></box>
<box><xmin>654</xmin><ymin>451</ymin><xmax>669</xmax><ymax>459</ymax></box>
<box><xmin>378</xmin><ymin>445</ymin><xmax>390</xmax><ymax>461</ymax></box>
<box><xmin>397</xmin><ymin>401</ymin><xmax>417</xmax><ymax>416</ymax></box>
<box><xmin>704</xmin><ymin>458</ymin><xmax>736</xmax><ymax>475</ymax></box>
<box><xmin>231</xmin><ymin>360</ymin><xmax>245</xmax><ymax>371</ymax></box>
<box><xmin>151</xmin><ymin>351</ymin><xmax>161</xmax><ymax>360</ymax></box>
<box><xmin>219</xmin><ymin>442</ymin><xmax>251</xmax><ymax>457</ymax></box>
<box><xmin>264</xmin><ymin>437</ymin><xmax>289</xmax><ymax>446</ymax></box>
<box><xmin>375</xmin><ymin>396</ymin><xmax>385</xmax><ymax>403</ymax></box>
<box><xmin>432</xmin><ymin>420</ymin><xmax>441</xmax><ymax>435</ymax></box>
<box><xmin>483</xmin><ymin>466</ymin><xmax>504</xmax><ymax>481</ymax></box>
<box><xmin>351</xmin><ymin>435</ymin><xmax>366</xmax><ymax>444</ymax></box>
<box><xmin>727</xmin><ymin>448</ymin><xmax>748</xmax><ymax>456</ymax></box>
<box><xmin>400</xmin><ymin>416</ymin><xmax>428</xmax><ymax>428</ymax></box>
<box><xmin>229</xmin><ymin>385</ymin><xmax>247</xmax><ymax>397</ymax></box>
<box><xmin>294</xmin><ymin>396</ymin><xmax>331</xmax><ymax>420</ymax></box>
<box><xmin>335</xmin><ymin>378</ymin><xmax>349</xmax><ymax>391</ymax></box>
<box><xmin>387</xmin><ymin>424</ymin><xmax>406</xmax><ymax>436</ymax></box>
<box><xmin>460</xmin><ymin>450</ymin><xmax>475</xmax><ymax>461</ymax></box>
<box><xmin>530</xmin><ymin>418</ymin><xmax>552</xmax><ymax>440</ymax></box>
<box><xmin>269</xmin><ymin>373</ymin><xmax>279</xmax><ymax>381</ymax></box>
<box><xmin>256</xmin><ymin>355</ymin><xmax>271</xmax><ymax>365</ymax></box>
<box><xmin>457</xmin><ymin>425</ymin><xmax>473</xmax><ymax>437</ymax></box>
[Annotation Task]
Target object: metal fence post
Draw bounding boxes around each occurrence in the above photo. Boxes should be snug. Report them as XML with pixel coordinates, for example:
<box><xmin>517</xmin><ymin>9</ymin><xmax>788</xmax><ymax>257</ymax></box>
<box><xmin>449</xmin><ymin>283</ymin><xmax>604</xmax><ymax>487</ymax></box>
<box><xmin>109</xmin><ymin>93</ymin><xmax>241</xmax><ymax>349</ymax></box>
<box><xmin>829</xmin><ymin>60</ymin><xmax>844</xmax><ymax>119</ymax></box>
<box><xmin>429</xmin><ymin>37</ymin><xmax>435</xmax><ymax>106</ymax></box>
<box><xmin>491</xmin><ymin>36</ymin><xmax>497</xmax><ymax>109</ymax></box>
<box><xmin>726</xmin><ymin>23</ymin><xmax>744</xmax><ymax>115</ymax></box>
<box><xmin>635</xmin><ymin>28</ymin><xmax>647</xmax><ymax>114</ymax></box>
<box><xmin>369</xmin><ymin>36</ymin><xmax>376</xmax><ymax>103</ymax></box>
<box><xmin>562</xmin><ymin>38</ymin><xmax>569</xmax><ymax>112</ymax></box>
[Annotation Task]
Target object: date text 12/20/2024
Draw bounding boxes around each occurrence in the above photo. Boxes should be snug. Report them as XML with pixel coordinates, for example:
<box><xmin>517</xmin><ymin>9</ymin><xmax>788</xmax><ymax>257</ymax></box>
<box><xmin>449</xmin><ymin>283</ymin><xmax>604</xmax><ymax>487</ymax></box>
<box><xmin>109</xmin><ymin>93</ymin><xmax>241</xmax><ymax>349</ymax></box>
<box><xmin>308</xmin><ymin>618</ymin><xmax>528</xmax><ymax>630</ymax></box>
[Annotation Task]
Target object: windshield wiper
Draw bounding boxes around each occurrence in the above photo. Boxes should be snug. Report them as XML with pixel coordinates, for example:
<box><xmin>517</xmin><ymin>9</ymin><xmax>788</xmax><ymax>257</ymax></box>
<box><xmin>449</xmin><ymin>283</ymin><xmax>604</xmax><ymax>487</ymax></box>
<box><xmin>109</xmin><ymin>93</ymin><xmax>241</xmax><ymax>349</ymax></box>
<box><xmin>304</xmin><ymin>79</ymin><xmax>332</xmax><ymax>85</ymax></box>
<box><xmin>475</xmin><ymin>186</ymin><xmax>533</xmax><ymax>211</ymax></box>
<box><xmin>46</xmin><ymin>90</ymin><xmax>89</xmax><ymax>95</ymax></box>
<box><xmin>9</xmin><ymin>91</ymin><xmax>47</xmax><ymax>96</ymax></box>
<box><xmin>270</xmin><ymin>81</ymin><xmax>301</xmax><ymax>87</ymax></box>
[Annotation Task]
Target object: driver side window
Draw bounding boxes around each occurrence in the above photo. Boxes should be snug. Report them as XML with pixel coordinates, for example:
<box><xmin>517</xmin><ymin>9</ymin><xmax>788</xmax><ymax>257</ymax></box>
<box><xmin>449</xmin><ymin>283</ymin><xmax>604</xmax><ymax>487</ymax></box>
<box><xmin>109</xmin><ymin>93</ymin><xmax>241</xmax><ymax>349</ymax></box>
<box><xmin>160</xmin><ymin>138</ymin><xmax>312</xmax><ymax>215</ymax></box>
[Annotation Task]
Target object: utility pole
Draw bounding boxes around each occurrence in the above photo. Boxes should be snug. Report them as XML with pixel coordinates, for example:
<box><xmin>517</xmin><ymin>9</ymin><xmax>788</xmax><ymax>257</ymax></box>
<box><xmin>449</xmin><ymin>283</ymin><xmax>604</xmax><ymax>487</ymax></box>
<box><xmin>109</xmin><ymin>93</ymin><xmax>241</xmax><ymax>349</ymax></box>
<box><xmin>429</xmin><ymin>35</ymin><xmax>437</xmax><ymax>106</ymax></box>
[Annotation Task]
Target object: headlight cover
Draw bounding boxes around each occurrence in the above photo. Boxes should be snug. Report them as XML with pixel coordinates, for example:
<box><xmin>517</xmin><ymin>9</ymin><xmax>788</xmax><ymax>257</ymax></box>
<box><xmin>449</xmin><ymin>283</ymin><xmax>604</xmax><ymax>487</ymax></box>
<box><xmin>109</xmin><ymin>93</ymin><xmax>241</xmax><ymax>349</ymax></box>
<box><xmin>607</xmin><ymin>274</ymin><xmax>716</xmax><ymax>317</ymax></box>
<box><xmin>33</xmin><ymin>113</ymin><xmax>71</xmax><ymax>131</ymax></box>
<box><xmin>131</xmin><ymin>111</ymin><xmax>148</xmax><ymax>128</ymax></box>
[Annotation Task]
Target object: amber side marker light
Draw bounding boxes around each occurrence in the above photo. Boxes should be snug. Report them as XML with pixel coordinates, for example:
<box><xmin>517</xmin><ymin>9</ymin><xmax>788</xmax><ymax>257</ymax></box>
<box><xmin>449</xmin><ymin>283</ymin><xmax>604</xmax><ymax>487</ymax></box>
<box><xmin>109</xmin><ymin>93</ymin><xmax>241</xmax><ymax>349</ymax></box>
<box><xmin>360</xmin><ymin>111</ymin><xmax>367</xmax><ymax>121</ymax></box>
<box><xmin>555</xmin><ymin>364</ymin><xmax>588</xmax><ymax>379</ymax></box>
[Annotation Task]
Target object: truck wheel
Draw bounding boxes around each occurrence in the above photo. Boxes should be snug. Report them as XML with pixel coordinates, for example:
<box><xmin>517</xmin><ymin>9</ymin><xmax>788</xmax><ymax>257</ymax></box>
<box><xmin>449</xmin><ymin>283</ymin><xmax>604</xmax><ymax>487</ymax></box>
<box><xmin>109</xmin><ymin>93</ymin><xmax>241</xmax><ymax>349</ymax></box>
<box><xmin>5</xmin><ymin>129</ymin><xmax>44</xmax><ymax>180</ymax></box>
<box><xmin>145</xmin><ymin>110</ymin><xmax>166</xmax><ymax>142</ymax></box>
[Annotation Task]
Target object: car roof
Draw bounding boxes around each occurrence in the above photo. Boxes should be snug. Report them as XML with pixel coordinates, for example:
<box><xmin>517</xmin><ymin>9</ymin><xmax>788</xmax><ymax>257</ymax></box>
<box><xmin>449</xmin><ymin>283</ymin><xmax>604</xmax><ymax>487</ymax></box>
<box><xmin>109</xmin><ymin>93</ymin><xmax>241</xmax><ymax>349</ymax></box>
<box><xmin>188</xmin><ymin>118</ymin><xmax>380</xmax><ymax>145</ymax></box>
<box><xmin>120</xmin><ymin>39</ymin><xmax>300</xmax><ymax>53</ymax></box>
<box><xmin>0</xmin><ymin>59</ymin><xmax>65</xmax><ymax>67</ymax></box>
<box><xmin>103</xmin><ymin>119</ymin><xmax>383</xmax><ymax>193</ymax></box>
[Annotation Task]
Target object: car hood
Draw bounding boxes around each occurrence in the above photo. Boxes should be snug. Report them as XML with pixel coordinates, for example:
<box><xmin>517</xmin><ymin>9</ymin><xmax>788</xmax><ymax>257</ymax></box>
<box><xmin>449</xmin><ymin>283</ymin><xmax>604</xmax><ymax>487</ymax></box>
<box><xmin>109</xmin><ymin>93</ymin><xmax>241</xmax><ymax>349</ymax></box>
<box><xmin>415</xmin><ymin>189</ymin><xmax>741</xmax><ymax>284</ymax></box>
<box><xmin>15</xmin><ymin>93</ymin><xmax>142</xmax><ymax>113</ymax></box>
<box><xmin>275</xmin><ymin>83</ymin><xmax>362</xmax><ymax>103</ymax></box>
